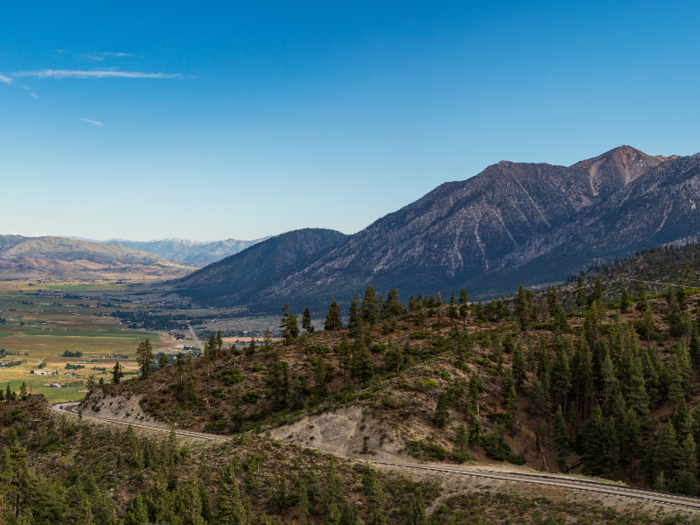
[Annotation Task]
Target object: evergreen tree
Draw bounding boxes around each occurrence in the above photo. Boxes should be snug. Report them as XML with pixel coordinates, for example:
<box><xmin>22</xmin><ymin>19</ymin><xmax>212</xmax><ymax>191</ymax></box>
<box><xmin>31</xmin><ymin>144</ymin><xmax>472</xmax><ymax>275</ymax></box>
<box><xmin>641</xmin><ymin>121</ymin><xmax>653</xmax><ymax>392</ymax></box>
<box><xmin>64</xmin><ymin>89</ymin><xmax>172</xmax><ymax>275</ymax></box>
<box><xmin>384</xmin><ymin>344</ymin><xmax>404</xmax><ymax>374</ymax></box>
<box><xmin>467</xmin><ymin>373</ymin><xmax>484</xmax><ymax>414</ymax></box>
<box><xmin>677</xmin><ymin>434</ymin><xmax>698</xmax><ymax>476</ymax></box>
<box><xmin>512</xmin><ymin>340</ymin><xmax>526</xmax><ymax>394</ymax></box>
<box><xmin>405</xmin><ymin>490</ymin><xmax>427</xmax><ymax>525</ymax></box>
<box><xmin>111</xmin><ymin>361</ymin><xmax>124</xmax><ymax>384</ymax></box>
<box><xmin>581</xmin><ymin>406</ymin><xmax>618</xmax><ymax>476</ymax></box>
<box><xmin>500</xmin><ymin>368</ymin><xmax>515</xmax><ymax>404</ymax></box>
<box><xmin>124</xmin><ymin>495</ymin><xmax>149</xmax><ymax>525</ymax></box>
<box><xmin>302</xmin><ymin>308</ymin><xmax>314</xmax><ymax>334</ymax></box>
<box><xmin>246</xmin><ymin>335</ymin><xmax>257</xmax><ymax>357</ymax></box>
<box><xmin>159</xmin><ymin>352</ymin><xmax>168</xmax><ymax>370</ymax></box>
<box><xmin>362</xmin><ymin>466</ymin><xmax>387</xmax><ymax>525</ymax></box>
<box><xmin>529</xmin><ymin>381</ymin><xmax>547</xmax><ymax>453</ymax></box>
<box><xmin>618</xmin><ymin>408</ymin><xmax>641</xmax><ymax>476</ymax></box>
<box><xmin>690</xmin><ymin>327</ymin><xmax>700</xmax><ymax>370</ymax></box>
<box><xmin>636</xmin><ymin>279</ymin><xmax>648</xmax><ymax>311</ymax></box>
<box><xmin>468</xmin><ymin>417</ymin><xmax>483</xmax><ymax>452</ymax></box>
<box><xmin>626</xmin><ymin>357</ymin><xmax>650</xmax><ymax>416</ymax></box>
<box><xmin>324</xmin><ymin>300</ymin><xmax>342</xmax><ymax>331</ymax></box>
<box><xmin>553</xmin><ymin>405</ymin><xmax>569</xmax><ymax>472</ymax></box>
<box><xmin>575</xmin><ymin>275</ymin><xmax>586</xmax><ymax>312</ymax></box>
<box><xmin>347</xmin><ymin>293</ymin><xmax>361</xmax><ymax>331</ymax></box>
<box><xmin>655</xmin><ymin>422</ymin><xmax>679</xmax><ymax>481</ymax></box>
<box><xmin>361</xmin><ymin>287</ymin><xmax>380</xmax><ymax>325</ymax></box>
<box><xmin>620</xmin><ymin>288</ymin><xmax>631</xmax><ymax>314</ymax></box>
<box><xmin>331</xmin><ymin>333</ymin><xmax>351</xmax><ymax>383</ymax></box>
<box><xmin>505</xmin><ymin>385</ymin><xmax>518</xmax><ymax>436</ymax></box>
<box><xmin>448</xmin><ymin>293</ymin><xmax>459</xmax><ymax>320</ymax></box>
<box><xmin>433</xmin><ymin>392</ymin><xmax>451</xmax><ymax>428</ymax></box>
<box><xmin>514</xmin><ymin>285</ymin><xmax>533</xmax><ymax>331</ymax></box>
<box><xmin>136</xmin><ymin>339</ymin><xmax>154</xmax><ymax>378</ymax></box>
<box><xmin>458</xmin><ymin>288</ymin><xmax>469</xmax><ymax>329</ymax></box>
<box><xmin>351</xmin><ymin>337</ymin><xmax>373</xmax><ymax>383</ymax></box>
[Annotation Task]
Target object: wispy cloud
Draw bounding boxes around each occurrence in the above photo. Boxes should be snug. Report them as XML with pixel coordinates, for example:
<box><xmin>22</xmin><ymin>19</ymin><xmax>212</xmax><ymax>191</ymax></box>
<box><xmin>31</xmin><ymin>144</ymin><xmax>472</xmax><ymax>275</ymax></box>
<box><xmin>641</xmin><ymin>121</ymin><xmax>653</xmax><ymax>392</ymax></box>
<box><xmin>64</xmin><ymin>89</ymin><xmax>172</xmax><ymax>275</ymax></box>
<box><xmin>13</xmin><ymin>69</ymin><xmax>181</xmax><ymax>79</ymax></box>
<box><xmin>0</xmin><ymin>73</ymin><xmax>13</xmax><ymax>84</ymax></box>
<box><xmin>30</xmin><ymin>92</ymin><xmax>39</xmax><ymax>99</ymax></box>
<box><xmin>78</xmin><ymin>52</ymin><xmax>133</xmax><ymax>62</ymax></box>
<box><xmin>81</xmin><ymin>118</ymin><xmax>103</xmax><ymax>126</ymax></box>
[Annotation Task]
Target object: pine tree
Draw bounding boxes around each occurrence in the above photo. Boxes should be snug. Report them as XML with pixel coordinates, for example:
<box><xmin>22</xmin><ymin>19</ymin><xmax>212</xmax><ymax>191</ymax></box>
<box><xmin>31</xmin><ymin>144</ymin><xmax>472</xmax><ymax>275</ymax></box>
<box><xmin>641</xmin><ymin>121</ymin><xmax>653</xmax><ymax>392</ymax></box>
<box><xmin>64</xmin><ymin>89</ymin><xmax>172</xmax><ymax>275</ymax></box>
<box><xmin>514</xmin><ymin>285</ymin><xmax>532</xmax><ymax>331</ymax></box>
<box><xmin>159</xmin><ymin>352</ymin><xmax>169</xmax><ymax>370</ymax></box>
<box><xmin>690</xmin><ymin>327</ymin><xmax>700</xmax><ymax>370</ymax></box>
<box><xmin>405</xmin><ymin>490</ymin><xmax>427</xmax><ymax>525</ymax></box>
<box><xmin>280</xmin><ymin>305</ymin><xmax>299</xmax><ymax>344</ymax></box>
<box><xmin>336</xmin><ymin>334</ymin><xmax>353</xmax><ymax>381</ymax></box>
<box><xmin>111</xmin><ymin>361</ymin><xmax>124</xmax><ymax>384</ymax></box>
<box><xmin>553</xmin><ymin>405</ymin><xmax>569</xmax><ymax>472</ymax></box>
<box><xmin>468</xmin><ymin>417</ymin><xmax>483</xmax><ymax>452</ymax></box>
<box><xmin>505</xmin><ymin>385</ymin><xmax>518</xmax><ymax>436</ymax></box>
<box><xmin>620</xmin><ymin>288</ymin><xmax>631</xmax><ymax>314</ymax></box>
<box><xmin>467</xmin><ymin>373</ymin><xmax>484</xmax><ymax>415</ymax></box>
<box><xmin>136</xmin><ymin>339</ymin><xmax>154</xmax><ymax>378</ymax></box>
<box><xmin>361</xmin><ymin>287</ymin><xmax>380</xmax><ymax>325</ymax></box>
<box><xmin>433</xmin><ymin>392</ymin><xmax>451</xmax><ymax>428</ymax></box>
<box><xmin>347</xmin><ymin>293</ymin><xmax>361</xmax><ymax>331</ymax></box>
<box><xmin>384</xmin><ymin>344</ymin><xmax>404</xmax><ymax>374</ymax></box>
<box><xmin>682</xmin><ymin>259</ymin><xmax>694</xmax><ymax>288</ymax></box>
<box><xmin>529</xmin><ymin>381</ymin><xmax>547</xmax><ymax>453</ymax></box>
<box><xmin>575</xmin><ymin>275</ymin><xmax>586</xmax><ymax>312</ymax></box>
<box><xmin>302</xmin><ymin>308</ymin><xmax>314</xmax><ymax>334</ymax></box>
<box><xmin>313</xmin><ymin>357</ymin><xmax>328</xmax><ymax>398</ymax></box>
<box><xmin>581</xmin><ymin>406</ymin><xmax>618</xmax><ymax>476</ymax></box>
<box><xmin>627</xmin><ymin>357</ymin><xmax>650</xmax><ymax>416</ymax></box>
<box><xmin>362</xmin><ymin>466</ymin><xmax>387</xmax><ymax>525</ymax></box>
<box><xmin>500</xmin><ymin>368</ymin><xmax>515</xmax><ymax>404</ymax></box>
<box><xmin>458</xmin><ymin>288</ymin><xmax>469</xmax><ymax>329</ymax></box>
<box><xmin>124</xmin><ymin>495</ymin><xmax>149</xmax><ymax>525</ymax></box>
<box><xmin>512</xmin><ymin>340</ymin><xmax>526</xmax><ymax>394</ymax></box>
<box><xmin>351</xmin><ymin>338</ymin><xmax>373</xmax><ymax>383</ymax></box>
<box><xmin>636</xmin><ymin>279</ymin><xmax>648</xmax><ymax>312</ymax></box>
<box><xmin>677</xmin><ymin>434</ymin><xmax>698</xmax><ymax>476</ymax></box>
<box><xmin>618</xmin><ymin>407</ymin><xmax>641</xmax><ymax>476</ymax></box>
<box><xmin>655</xmin><ymin>422</ymin><xmax>679</xmax><ymax>481</ymax></box>
<box><xmin>324</xmin><ymin>300</ymin><xmax>342</xmax><ymax>331</ymax></box>
<box><xmin>448</xmin><ymin>293</ymin><xmax>459</xmax><ymax>320</ymax></box>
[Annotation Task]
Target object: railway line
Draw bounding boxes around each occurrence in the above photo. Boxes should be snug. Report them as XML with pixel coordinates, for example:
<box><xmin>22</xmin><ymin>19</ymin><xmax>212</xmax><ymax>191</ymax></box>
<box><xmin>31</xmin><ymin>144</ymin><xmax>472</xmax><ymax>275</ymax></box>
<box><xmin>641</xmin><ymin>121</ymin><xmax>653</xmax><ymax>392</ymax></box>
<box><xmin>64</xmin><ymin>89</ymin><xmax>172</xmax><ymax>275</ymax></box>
<box><xmin>52</xmin><ymin>401</ymin><xmax>700</xmax><ymax>511</ymax></box>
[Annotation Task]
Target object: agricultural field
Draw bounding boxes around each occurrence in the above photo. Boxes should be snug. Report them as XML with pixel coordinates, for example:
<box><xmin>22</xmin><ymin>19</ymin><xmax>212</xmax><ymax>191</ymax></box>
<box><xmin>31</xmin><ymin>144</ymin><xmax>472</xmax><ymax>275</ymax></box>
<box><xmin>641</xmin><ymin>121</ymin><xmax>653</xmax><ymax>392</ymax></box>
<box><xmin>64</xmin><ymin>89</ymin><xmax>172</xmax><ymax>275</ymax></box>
<box><xmin>0</xmin><ymin>279</ymin><xmax>180</xmax><ymax>402</ymax></box>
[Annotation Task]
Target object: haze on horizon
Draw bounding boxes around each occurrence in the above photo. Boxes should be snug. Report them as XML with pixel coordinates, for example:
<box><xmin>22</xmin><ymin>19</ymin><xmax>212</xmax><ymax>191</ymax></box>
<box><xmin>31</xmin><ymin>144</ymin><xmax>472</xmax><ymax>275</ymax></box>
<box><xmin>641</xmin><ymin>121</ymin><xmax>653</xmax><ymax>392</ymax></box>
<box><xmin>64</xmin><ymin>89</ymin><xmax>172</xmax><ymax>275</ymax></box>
<box><xmin>2</xmin><ymin>1</ymin><xmax>700</xmax><ymax>242</ymax></box>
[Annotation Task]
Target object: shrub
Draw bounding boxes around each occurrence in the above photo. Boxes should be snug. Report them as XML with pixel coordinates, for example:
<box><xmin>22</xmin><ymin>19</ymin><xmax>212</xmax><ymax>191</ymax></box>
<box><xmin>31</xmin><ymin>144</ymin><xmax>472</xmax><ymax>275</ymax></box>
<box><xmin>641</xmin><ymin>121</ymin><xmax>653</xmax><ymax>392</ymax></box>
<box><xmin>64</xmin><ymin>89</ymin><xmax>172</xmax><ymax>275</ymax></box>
<box><xmin>242</xmin><ymin>391</ymin><xmax>258</xmax><ymax>404</ymax></box>
<box><xmin>252</xmin><ymin>365</ymin><xmax>262</xmax><ymax>372</ymax></box>
<box><xmin>370</xmin><ymin>343</ymin><xmax>386</xmax><ymax>353</ymax></box>
<box><xmin>219</xmin><ymin>369</ymin><xmax>244</xmax><ymax>386</ymax></box>
<box><xmin>407</xmin><ymin>441</ymin><xmax>448</xmax><ymax>461</ymax></box>
<box><xmin>507</xmin><ymin>454</ymin><xmax>526</xmax><ymax>465</ymax></box>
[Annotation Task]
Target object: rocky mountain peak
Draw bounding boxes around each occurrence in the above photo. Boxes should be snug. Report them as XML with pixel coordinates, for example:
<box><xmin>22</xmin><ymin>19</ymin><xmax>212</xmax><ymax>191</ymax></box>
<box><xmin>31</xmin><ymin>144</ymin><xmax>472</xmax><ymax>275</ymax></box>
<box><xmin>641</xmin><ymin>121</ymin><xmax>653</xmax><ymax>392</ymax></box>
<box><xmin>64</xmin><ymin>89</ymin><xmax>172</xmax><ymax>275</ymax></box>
<box><xmin>571</xmin><ymin>145</ymin><xmax>670</xmax><ymax>196</ymax></box>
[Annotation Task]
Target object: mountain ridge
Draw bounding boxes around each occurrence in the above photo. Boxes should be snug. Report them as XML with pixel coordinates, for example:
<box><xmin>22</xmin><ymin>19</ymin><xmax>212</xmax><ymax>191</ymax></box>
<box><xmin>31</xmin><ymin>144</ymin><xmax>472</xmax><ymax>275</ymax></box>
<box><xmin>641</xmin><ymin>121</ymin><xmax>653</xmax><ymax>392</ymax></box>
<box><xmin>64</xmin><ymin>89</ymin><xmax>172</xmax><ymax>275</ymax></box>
<box><xmin>175</xmin><ymin>145</ymin><xmax>700</xmax><ymax>308</ymax></box>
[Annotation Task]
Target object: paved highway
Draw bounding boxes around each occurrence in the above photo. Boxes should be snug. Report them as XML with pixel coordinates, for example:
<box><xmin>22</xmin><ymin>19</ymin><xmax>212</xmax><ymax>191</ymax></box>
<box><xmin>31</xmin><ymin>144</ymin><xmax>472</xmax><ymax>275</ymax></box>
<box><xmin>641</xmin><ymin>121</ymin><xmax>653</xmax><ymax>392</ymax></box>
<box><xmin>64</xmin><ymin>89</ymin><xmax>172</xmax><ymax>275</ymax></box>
<box><xmin>52</xmin><ymin>402</ymin><xmax>700</xmax><ymax>511</ymax></box>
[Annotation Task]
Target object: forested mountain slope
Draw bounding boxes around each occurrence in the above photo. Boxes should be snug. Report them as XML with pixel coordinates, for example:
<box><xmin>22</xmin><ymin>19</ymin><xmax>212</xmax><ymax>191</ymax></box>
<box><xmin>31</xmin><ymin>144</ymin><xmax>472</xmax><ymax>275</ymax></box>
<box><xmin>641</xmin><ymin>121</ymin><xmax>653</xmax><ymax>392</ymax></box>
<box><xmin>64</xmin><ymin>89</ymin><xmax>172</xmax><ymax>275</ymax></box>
<box><xmin>172</xmin><ymin>228</ymin><xmax>347</xmax><ymax>306</ymax></box>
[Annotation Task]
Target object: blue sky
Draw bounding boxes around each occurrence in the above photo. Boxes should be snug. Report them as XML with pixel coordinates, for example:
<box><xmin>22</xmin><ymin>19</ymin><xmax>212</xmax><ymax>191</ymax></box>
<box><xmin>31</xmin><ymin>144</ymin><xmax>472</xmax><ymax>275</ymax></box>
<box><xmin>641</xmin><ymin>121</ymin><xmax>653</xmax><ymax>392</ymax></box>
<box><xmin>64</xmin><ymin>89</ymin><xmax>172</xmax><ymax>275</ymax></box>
<box><xmin>2</xmin><ymin>1</ymin><xmax>700</xmax><ymax>241</ymax></box>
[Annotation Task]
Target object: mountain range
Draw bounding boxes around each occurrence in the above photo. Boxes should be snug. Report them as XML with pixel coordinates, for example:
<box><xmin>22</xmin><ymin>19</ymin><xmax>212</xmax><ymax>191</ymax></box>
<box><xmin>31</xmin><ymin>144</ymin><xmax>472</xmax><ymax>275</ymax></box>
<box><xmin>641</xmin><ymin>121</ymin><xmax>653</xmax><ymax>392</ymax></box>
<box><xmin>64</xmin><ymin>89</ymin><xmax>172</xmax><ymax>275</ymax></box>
<box><xmin>0</xmin><ymin>235</ymin><xmax>193</xmax><ymax>279</ymax></box>
<box><xmin>174</xmin><ymin>145</ymin><xmax>700</xmax><ymax>309</ymax></box>
<box><xmin>62</xmin><ymin>237</ymin><xmax>269</xmax><ymax>267</ymax></box>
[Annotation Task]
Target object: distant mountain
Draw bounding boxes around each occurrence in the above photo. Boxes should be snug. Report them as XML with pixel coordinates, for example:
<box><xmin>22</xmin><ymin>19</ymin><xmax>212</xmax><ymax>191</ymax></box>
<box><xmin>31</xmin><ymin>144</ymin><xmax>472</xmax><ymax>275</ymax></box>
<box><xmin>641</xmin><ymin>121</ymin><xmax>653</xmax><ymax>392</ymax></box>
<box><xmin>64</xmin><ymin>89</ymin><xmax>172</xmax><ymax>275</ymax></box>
<box><xmin>75</xmin><ymin>237</ymin><xmax>269</xmax><ymax>267</ymax></box>
<box><xmin>0</xmin><ymin>235</ymin><xmax>192</xmax><ymax>279</ymax></box>
<box><xmin>175</xmin><ymin>145</ymin><xmax>700</xmax><ymax>309</ymax></box>
<box><xmin>172</xmin><ymin>229</ymin><xmax>347</xmax><ymax>306</ymax></box>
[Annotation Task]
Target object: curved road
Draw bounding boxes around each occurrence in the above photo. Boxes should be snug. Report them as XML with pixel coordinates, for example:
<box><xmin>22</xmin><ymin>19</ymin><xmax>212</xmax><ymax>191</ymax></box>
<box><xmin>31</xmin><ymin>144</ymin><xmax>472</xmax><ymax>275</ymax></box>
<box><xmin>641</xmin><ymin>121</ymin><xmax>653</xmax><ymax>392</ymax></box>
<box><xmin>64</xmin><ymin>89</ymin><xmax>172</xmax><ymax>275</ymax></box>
<box><xmin>53</xmin><ymin>402</ymin><xmax>700</xmax><ymax>511</ymax></box>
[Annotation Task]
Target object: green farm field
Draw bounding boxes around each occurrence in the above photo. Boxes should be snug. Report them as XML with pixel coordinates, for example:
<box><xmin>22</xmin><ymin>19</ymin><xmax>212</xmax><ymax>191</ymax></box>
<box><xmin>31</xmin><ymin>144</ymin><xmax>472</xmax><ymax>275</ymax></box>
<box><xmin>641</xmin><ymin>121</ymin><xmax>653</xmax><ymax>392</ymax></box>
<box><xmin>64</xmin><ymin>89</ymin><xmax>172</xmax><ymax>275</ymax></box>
<box><xmin>0</xmin><ymin>280</ymin><xmax>175</xmax><ymax>402</ymax></box>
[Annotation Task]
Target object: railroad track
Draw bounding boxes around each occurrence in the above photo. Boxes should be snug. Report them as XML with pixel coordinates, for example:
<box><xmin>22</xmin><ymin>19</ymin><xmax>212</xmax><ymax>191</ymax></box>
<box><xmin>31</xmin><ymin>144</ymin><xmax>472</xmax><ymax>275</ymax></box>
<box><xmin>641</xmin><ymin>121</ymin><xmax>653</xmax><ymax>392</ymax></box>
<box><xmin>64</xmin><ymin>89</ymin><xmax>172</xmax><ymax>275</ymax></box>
<box><xmin>52</xmin><ymin>402</ymin><xmax>700</xmax><ymax>511</ymax></box>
